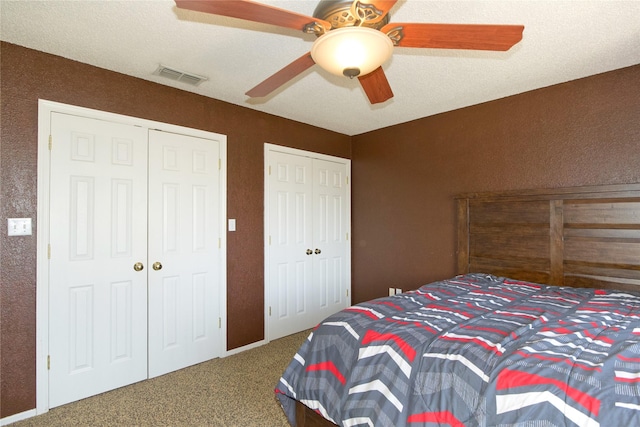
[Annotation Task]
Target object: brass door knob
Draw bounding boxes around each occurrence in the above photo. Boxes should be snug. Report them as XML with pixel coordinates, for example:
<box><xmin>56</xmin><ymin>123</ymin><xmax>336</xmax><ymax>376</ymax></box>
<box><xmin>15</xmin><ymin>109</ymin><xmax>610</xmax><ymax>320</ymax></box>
<box><xmin>152</xmin><ymin>262</ymin><xmax>163</xmax><ymax>271</ymax></box>
<box><xmin>306</xmin><ymin>249</ymin><xmax>313</xmax><ymax>255</ymax></box>
<box><xmin>314</xmin><ymin>248</ymin><xmax>321</xmax><ymax>255</ymax></box>
<box><xmin>133</xmin><ymin>262</ymin><xmax>144</xmax><ymax>271</ymax></box>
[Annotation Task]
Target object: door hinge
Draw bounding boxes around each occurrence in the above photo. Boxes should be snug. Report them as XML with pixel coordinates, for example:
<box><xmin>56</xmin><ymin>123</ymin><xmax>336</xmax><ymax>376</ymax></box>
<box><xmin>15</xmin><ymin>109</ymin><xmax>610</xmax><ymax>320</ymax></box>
<box><xmin>346</xmin><ymin>176</ymin><xmax>349</xmax><ymax>185</ymax></box>
<box><xmin>219</xmin><ymin>317</ymin><xmax>222</xmax><ymax>328</ymax></box>
<box><xmin>346</xmin><ymin>289</ymin><xmax>349</xmax><ymax>297</ymax></box>
<box><xmin>269</xmin><ymin>306</ymin><xmax>272</xmax><ymax>316</ymax></box>
<box><xmin>268</xmin><ymin>165</ymin><xmax>271</xmax><ymax>175</ymax></box>
<box><xmin>218</xmin><ymin>238</ymin><xmax>221</xmax><ymax>249</ymax></box>
<box><xmin>48</xmin><ymin>135</ymin><xmax>52</xmax><ymax>150</ymax></box>
<box><xmin>268</xmin><ymin>235</ymin><xmax>271</xmax><ymax>245</ymax></box>
<box><xmin>47</xmin><ymin>355</ymin><xmax>50</xmax><ymax>370</ymax></box>
<box><xmin>346</xmin><ymin>232</ymin><xmax>349</xmax><ymax>241</ymax></box>
<box><xmin>219</xmin><ymin>158</ymin><xmax>222</xmax><ymax>170</ymax></box>
<box><xmin>47</xmin><ymin>244</ymin><xmax>51</xmax><ymax>259</ymax></box>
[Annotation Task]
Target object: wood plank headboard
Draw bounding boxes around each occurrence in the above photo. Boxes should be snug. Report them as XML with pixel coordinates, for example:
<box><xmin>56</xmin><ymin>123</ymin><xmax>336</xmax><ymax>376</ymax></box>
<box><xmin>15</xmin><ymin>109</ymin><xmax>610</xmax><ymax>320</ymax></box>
<box><xmin>456</xmin><ymin>183</ymin><xmax>640</xmax><ymax>291</ymax></box>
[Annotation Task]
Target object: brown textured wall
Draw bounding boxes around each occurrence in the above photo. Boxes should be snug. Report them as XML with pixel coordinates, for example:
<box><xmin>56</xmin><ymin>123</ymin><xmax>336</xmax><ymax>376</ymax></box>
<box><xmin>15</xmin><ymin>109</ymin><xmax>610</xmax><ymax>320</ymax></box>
<box><xmin>351</xmin><ymin>64</ymin><xmax>640</xmax><ymax>304</ymax></box>
<box><xmin>2</xmin><ymin>41</ymin><xmax>639</xmax><ymax>420</ymax></box>
<box><xmin>0</xmin><ymin>42</ymin><xmax>351</xmax><ymax>418</ymax></box>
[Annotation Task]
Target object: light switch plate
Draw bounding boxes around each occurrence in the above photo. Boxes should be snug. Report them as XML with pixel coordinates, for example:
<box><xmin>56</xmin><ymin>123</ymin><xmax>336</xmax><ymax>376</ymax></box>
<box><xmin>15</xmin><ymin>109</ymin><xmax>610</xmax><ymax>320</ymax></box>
<box><xmin>8</xmin><ymin>218</ymin><xmax>32</xmax><ymax>236</ymax></box>
<box><xmin>228</xmin><ymin>219</ymin><xmax>236</xmax><ymax>232</ymax></box>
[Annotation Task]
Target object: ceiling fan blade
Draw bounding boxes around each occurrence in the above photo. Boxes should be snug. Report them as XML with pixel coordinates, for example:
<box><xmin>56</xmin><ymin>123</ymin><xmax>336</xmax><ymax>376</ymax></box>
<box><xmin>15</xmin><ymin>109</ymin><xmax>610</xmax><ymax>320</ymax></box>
<box><xmin>246</xmin><ymin>53</ymin><xmax>316</xmax><ymax>98</ymax></box>
<box><xmin>175</xmin><ymin>0</ymin><xmax>331</xmax><ymax>33</ymax></box>
<box><xmin>381</xmin><ymin>23</ymin><xmax>524</xmax><ymax>51</ymax></box>
<box><xmin>358</xmin><ymin>67</ymin><xmax>393</xmax><ymax>104</ymax></box>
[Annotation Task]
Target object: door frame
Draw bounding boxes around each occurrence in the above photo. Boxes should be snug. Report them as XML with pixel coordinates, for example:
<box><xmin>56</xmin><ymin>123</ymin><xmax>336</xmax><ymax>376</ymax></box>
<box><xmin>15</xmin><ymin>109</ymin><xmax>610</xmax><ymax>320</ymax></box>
<box><xmin>36</xmin><ymin>99</ymin><xmax>228</xmax><ymax>415</ymax></box>
<box><xmin>263</xmin><ymin>143</ymin><xmax>352</xmax><ymax>342</ymax></box>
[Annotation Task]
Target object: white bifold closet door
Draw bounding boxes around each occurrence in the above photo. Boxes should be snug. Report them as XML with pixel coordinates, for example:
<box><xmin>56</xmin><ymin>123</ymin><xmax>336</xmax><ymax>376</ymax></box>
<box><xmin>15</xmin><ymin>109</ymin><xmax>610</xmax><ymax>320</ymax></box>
<box><xmin>48</xmin><ymin>112</ymin><xmax>222</xmax><ymax>408</ymax></box>
<box><xmin>147</xmin><ymin>130</ymin><xmax>222</xmax><ymax>379</ymax></box>
<box><xmin>48</xmin><ymin>112</ymin><xmax>149</xmax><ymax>408</ymax></box>
<box><xmin>266</xmin><ymin>148</ymin><xmax>350</xmax><ymax>340</ymax></box>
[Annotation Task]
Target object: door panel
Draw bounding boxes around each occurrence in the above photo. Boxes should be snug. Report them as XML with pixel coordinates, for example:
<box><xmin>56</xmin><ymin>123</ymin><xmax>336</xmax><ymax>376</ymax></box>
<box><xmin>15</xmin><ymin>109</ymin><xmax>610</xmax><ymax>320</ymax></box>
<box><xmin>147</xmin><ymin>130</ymin><xmax>222</xmax><ymax>378</ymax></box>
<box><xmin>49</xmin><ymin>112</ymin><xmax>148</xmax><ymax>408</ymax></box>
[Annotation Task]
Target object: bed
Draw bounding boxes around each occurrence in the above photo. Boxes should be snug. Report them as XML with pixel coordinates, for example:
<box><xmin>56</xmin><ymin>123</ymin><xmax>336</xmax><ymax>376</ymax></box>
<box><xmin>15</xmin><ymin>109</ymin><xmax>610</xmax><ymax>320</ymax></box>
<box><xmin>276</xmin><ymin>183</ymin><xmax>640</xmax><ymax>426</ymax></box>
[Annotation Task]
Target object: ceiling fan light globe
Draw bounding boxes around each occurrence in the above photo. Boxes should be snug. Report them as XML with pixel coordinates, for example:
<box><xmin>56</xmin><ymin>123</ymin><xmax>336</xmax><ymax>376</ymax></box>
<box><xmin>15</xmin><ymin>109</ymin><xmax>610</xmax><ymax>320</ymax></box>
<box><xmin>311</xmin><ymin>27</ymin><xmax>394</xmax><ymax>78</ymax></box>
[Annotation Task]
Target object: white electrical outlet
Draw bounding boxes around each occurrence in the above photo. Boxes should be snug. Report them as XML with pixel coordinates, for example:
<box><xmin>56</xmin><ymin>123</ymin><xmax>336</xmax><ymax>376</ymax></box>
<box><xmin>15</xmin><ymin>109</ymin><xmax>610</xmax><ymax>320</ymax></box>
<box><xmin>389</xmin><ymin>287</ymin><xmax>395</xmax><ymax>296</ymax></box>
<box><xmin>8</xmin><ymin>218</ymin><xmax>32</xmax><ymax>236</ymax></box>
<box><xmin>395</xmin><ymin>288</ymin><xmax>402</xmax><ymax>295</ymax></box>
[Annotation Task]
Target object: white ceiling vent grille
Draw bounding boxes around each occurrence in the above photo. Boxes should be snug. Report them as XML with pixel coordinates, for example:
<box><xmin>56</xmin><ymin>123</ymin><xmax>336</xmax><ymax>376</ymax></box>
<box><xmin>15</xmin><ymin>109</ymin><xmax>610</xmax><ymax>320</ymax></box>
<box><xmin>153</xmin><ymin>65</ymin><xmax>208</xmax><ymax>86</ymax></box>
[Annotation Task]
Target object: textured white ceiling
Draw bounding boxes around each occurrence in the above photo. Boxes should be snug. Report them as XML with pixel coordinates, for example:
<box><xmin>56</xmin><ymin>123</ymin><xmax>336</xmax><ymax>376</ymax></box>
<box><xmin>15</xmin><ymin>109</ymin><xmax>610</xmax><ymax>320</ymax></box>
<box><xmin>1</xmin><ymin>0</ymin><xmax>639</xmax><ymax>135</ymax></box>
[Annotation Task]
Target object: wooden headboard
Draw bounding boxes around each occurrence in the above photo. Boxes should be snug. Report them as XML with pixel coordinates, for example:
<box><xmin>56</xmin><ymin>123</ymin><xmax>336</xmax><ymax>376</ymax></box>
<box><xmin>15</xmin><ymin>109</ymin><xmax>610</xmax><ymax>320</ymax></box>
<box><xmin>456</xmin><ymin>183</ymin><xmax>640</xmax><ymax>291</ymax></box>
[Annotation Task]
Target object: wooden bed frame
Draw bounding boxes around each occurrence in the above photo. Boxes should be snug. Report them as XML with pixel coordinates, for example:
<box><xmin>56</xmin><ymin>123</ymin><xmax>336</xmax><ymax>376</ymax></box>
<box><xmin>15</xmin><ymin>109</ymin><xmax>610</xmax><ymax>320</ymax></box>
<box><xmin>293</xmin><ymin>182</ymin><xmax>640</xmax><ymax>427</ymax></box>
<box><xmin>456</xmin><ymin>183</ymin><xmax>640</xmax><ymax>291</ymax></box>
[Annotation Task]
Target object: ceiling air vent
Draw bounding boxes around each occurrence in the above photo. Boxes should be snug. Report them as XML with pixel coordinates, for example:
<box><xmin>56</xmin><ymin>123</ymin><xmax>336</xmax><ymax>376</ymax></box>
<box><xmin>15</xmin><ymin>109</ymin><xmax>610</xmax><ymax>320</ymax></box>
<box><xmin>153</xmin><ymin>65</ymin><xmax>208</xmax><ymax>86</ymax></box>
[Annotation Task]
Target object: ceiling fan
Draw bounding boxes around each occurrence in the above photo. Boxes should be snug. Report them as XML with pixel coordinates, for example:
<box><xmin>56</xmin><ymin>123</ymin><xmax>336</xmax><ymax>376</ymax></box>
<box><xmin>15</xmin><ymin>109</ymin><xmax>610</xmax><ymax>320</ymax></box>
<box><xmin>174</xmin><ymin>0</ymin><xmax>524</xmax><ymax>104</ymax></box>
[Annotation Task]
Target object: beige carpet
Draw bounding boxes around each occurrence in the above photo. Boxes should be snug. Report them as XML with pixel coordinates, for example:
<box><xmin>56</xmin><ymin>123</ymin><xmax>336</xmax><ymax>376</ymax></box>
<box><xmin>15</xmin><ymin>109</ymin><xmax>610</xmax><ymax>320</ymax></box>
<box><xmin>13</xmin><ymin>330</ymin><xmax>310</xmax><ymax>426</ymax></box>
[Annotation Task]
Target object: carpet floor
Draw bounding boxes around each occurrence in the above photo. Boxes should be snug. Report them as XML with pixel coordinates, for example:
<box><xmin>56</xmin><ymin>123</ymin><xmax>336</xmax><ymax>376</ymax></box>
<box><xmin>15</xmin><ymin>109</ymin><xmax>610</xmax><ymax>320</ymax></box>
<box><xmin>12</xmin><ymin>330</ymin><xmax>310</xmax><ymax>426</ymax></box>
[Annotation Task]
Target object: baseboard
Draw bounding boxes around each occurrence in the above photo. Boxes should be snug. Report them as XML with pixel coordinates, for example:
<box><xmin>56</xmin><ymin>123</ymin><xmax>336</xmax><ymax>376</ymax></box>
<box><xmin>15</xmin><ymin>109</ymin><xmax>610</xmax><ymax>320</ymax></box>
<box><xmin>1</xmin><ymin>409</ymin><xmax>37</xmax><ymax>426</ymax></box>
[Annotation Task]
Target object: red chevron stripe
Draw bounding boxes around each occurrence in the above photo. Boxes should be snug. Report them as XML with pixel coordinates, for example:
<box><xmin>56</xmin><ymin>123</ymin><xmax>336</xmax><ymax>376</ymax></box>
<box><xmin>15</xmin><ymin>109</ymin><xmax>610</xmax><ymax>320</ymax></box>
<box><xmin>407</xmin><ymin>411</ymin><xmax>464</xmax><ymax>426</ymax></box>
<box><xmin>306</xmin><ymin>361</ymin><xmax>346</xmax><ymax>385</ymax></box>
<box><xmin>363</xmin><ymin>330</ymin><xmax>416</xmax><ymax>361</ymax></box>
<box><xmin>616</xmin><ymin>377</ymin><xmax>640</xmax><ymax>383</ymax></box>
<box><xmin>417</xmin><ymin>292</ymin><xmax>440</xmax><ymax>301</ymax></box>
<box><xmin>615</xmin><ymin>371</ymin><xmax>640</xmax><ymax>383</ymax></box>
<box><xmin>373</xmin><ymin>300</ymin><xmax>404</xmax><ymax>311</ymax></box>
<box><xmin>497</xmin><ymin>368</ymin><xmax>600</xmax><ymax>415</ymax></box>
<box><xmin>618</xmin><ymin>354</ymin><xmax>640</xmax><ymax>362</ymax></box>
<box><xmin>344</xmin><ymin>307</ymin><xmax>378</xmax><ymax>319</ymax></box>
<box><xmin>587</xmin><ymin>301</ymin><xmax>615</xmax><ymax>307</ymax></box>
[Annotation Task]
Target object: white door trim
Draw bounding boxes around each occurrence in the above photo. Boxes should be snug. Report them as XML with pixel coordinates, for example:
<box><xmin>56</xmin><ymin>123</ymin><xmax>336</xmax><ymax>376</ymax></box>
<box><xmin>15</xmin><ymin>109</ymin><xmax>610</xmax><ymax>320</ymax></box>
<box><xmin>263</xmin><ymin>143</ymin><xmax>351</xmax><ymax>343</ymax></box>
<box><xmin>36</xmin><ymin>99</ymin><xmax>227</xmax><ymax>415</ymax></box>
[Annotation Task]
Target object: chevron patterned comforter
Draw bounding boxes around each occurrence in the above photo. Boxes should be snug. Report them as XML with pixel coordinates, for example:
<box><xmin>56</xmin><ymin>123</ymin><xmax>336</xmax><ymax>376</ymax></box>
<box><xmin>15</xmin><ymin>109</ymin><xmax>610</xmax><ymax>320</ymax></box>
<box><xmin>275</xmin><ymin>273</ymin><xmax>640</xmax><ymax>426</ymax></box>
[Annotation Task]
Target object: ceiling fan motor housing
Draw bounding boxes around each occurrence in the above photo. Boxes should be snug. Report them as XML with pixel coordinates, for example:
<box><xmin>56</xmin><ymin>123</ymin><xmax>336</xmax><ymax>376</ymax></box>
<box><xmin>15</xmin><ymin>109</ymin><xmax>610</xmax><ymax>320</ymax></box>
<box><xmin>313</xmin><ymin>0</ymin><xmax>390</xmax><ymax>31</ymax></box>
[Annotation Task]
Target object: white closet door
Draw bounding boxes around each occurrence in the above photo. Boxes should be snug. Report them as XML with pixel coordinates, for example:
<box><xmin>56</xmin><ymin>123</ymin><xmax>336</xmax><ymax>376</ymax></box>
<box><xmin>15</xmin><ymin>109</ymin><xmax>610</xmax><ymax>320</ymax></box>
<box><xmin>311</xmin><ymin>159</ymin><xmax>349</xmax><ymax>325</ymax></box>
<box><xmin>48</xmin><ymin>112</ymin><xmax>148</xmax><ymax>408</ymax></box>
<box><xmin>267</xmin><ymin>149</ymin><xmax>350</xmax><ymax>340</ymax></box>
<box><xmin>267</xmin><ymin>151</ymin><xmax>315</xmax><ymax>339</ymax></box>
<box><xmin>147</xmin><ymin>130</ymin><xmax>222</xmax><ymax>378</ymax></box>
